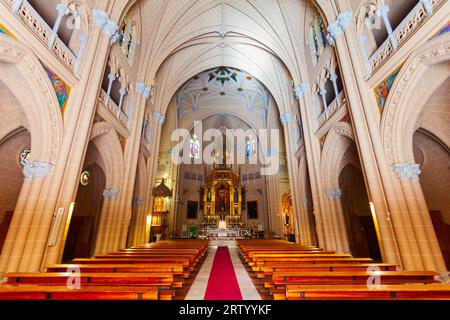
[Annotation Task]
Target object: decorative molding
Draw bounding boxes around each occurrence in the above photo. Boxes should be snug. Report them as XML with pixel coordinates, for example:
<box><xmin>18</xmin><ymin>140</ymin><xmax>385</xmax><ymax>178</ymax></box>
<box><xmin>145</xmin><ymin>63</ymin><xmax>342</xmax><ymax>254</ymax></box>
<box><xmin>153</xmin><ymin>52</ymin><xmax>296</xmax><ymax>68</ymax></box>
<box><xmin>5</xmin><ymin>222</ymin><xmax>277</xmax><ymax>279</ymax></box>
<box><xmin>382</xmin><ymin>39</ymin><xmax>450</xmax><ymax>164</ymax></box>
<box><xmin>392</xmin><ymin>163</ymin><xmax>421</xmax><ymax>180</ymax></box>
<box><xmin>136</xmin><ymin>82</ymin><xmax>152</xmax><ymax>100</ymax></box>
<box><xmin>103</xmin><ymin>188</ymin><xmax>120</xmax><ymax>199</ymax></box>
<box><xmin>327</xmin><ymin>11</ymin><xmax>353</xmax><ymax>45</ymax></box>
<box><xmin>23</xmin><ymin>162</ymin><xmax>53</xmax><ymax>180</ymax></box>
<box><xmin>154</xmin><ymin>112</ymin><xmax>165</xmax><ymax>125</ymax></box>
<box><xmin>294</xmin><ymin>83</ymin><xmax>310</xmax><ymax>99</ymax></box>
<box><xmin>325</xmin><ymin>188</ymin><xmax>342</xmax><ymax>199</ymax></box>
<box><xmin>133</xmin><ymin>198</ymin><xmax>145</xmax><ymax>206</ymax></box>
<box><xmin>92</xmin><ymin>8</ymin><xmax>118</xmax><ymax>40</ymax></box>
<box><xmin>280</xmin><ymin>112</ymin><xmax>292</xmax><ymax>126</ymax></box>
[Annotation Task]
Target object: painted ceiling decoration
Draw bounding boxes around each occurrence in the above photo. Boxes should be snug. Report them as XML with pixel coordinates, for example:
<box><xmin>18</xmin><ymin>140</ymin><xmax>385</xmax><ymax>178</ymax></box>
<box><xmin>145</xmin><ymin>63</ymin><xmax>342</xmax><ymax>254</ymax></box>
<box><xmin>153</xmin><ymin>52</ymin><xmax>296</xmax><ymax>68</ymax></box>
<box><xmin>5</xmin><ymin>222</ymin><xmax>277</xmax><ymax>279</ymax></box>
<box><xmin>177</xmin><ymin>67</ymin><xmax>269</xmax><ymax>120</ymax></box>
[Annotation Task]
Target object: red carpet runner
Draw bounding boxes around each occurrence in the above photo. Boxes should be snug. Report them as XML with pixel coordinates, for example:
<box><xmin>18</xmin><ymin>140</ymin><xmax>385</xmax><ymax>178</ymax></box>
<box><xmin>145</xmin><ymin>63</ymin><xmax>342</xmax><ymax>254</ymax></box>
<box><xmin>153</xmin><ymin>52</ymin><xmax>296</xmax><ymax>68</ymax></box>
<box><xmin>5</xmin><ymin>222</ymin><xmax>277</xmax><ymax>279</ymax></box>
<box><xmin>204</xmin><ymin>246</ymin><xmax>243</xmax><ymax>300</ymax></box>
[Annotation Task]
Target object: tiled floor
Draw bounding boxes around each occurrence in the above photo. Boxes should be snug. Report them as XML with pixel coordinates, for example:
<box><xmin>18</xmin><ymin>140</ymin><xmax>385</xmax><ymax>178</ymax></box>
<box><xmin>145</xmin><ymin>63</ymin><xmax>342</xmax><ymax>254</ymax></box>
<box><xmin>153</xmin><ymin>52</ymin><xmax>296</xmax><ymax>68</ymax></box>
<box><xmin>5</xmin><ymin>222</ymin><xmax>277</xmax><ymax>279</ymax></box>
<box><xmin>185</xmin><ymin>240</ymin><xmax>261</xmax><ymax>300</ymax></box>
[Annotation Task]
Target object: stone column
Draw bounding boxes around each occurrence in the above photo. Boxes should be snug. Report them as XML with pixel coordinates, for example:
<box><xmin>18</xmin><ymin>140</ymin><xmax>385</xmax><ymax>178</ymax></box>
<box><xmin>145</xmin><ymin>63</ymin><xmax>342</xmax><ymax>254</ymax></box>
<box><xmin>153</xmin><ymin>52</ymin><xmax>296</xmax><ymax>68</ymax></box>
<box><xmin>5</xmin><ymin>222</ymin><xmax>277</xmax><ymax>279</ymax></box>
<box><xmin>325</xmin><ymin>188</ymin><xmax>350</xmax><ymax>253</ymax></box>
<box><xmin>329</xmin><ymin>74</ymin><xmax>340</xmax><ymax>104</ymax></box>
<box><xmin>117</xmin><ymin>87</ymin><xmax>127</xmax><ymax>117</ymax></box>
<box><xmin>358</xmin><ymin>35</ymin><xmax>372</xmax><ymax>78</ymax></box>
<box><xmin>48</xmin><ymin>3</ymin><xmax>69</xmax><ymax>48</ymax></box>
<box><xmin>376</xmin><ymin>5</ymin><xmax>397</xmax><ymax>49</ymax></box>
<box><xmin>280</xmin><ymin>112</ymin><xmax>302</xmax><ymax>244</ymax></box>
<box><xmin>319</xmin><ymin>88</ymin><xmax>328</xmax><ymax>118</ymax></box>
<box><xmin>95</xmin><ymin>188</ymin><xmax>120</xmax><ymax>254</ymax></box>
<box><xmin>74</xmin><ymin>34</ymin><xmax>88</xmax><ymax>74</ymax></box>
<box><xmin>294</xmin><ymin>83</ymin><xmax>329</xmax><ymax>249</ymax></box>
<box><xmin>0</xmin><ymin>162</ymin><xmax>53</xmax><ymax>272</ymax></box>
<box><xmin>105</xmin><ymin>72</ymin><xmax>116</xmax><ymax>106</ymax></box>
<box><xmin>12</xmin><ymin>0</ymin><xmax>25</xmax><ymax>12</ymax></box>
<box><xmin>327</xmin><ymin>9</ymin><xmax>417</xmax><ymax>268</ymax></box>
<box><xmin>142</xmin><ymin>113</ymin><xmax>165</xmax><ymax>243</ymax></box>
<box><xmin>111</xmin><ymin>83</ymin><xmax>152</xmax><ymax>251</ymax></box>
<box><xmin>392</xmin><ymin>163</ymin><xmax>447</xmax><ymax>272</ymax></box>
<box><xmin>30</xmin><ymin>7</ymin><xmax>120</xmax><ymax>270</ymax></box>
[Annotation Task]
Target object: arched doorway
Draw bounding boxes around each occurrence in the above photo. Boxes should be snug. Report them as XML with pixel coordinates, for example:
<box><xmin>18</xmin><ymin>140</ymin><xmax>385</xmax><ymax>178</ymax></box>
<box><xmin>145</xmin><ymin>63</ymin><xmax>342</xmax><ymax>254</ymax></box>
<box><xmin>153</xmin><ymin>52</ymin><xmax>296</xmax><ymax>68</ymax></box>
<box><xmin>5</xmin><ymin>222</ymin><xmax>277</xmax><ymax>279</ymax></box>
<box><xmin>413</xmin><ymin>129</ymin><xmax>450</xmax><ymax>269</ymax></box>
<box><xmin>339</xmin><ymin>163</ymin><xmax>382</xmax><ymax>261</ymax></box>
<box><xmin>0</xmin><ymin>129</ymin><xmax>31</xmax><ymax>252</ymax></box>
<box><xmin>63</xmin><ymin>161</ymin><xmax>106</xmax><ymax>261</ymax></box>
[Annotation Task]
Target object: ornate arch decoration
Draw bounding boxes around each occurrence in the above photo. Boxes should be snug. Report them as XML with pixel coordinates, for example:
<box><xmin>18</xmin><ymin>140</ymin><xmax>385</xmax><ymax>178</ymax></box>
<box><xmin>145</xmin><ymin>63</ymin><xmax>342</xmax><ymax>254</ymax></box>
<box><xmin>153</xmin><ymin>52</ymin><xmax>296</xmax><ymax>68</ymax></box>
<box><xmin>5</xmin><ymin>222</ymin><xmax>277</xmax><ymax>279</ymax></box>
<box><xmin>381</xmin><ymin>34</ymin><xmax>450</xmax><ymax>164</ymax></box>
<box><xmin>320</xmin><ymin>122</ymin><xmax>355</xmax><ymax>188</ymax></box>
<box><xmin>0</xmin><ymin>36</ymin><xmax>63</xmax><ymax>164</ymax></box>
<box><xmin>415</xmin><ymin>113</ymin><xmax>450</xmax><ymax>150</ymax></box>
<box><xmin>89</xmin><ymin>122</ymin><xmax>125</xmax><ymax>189</ymax></box>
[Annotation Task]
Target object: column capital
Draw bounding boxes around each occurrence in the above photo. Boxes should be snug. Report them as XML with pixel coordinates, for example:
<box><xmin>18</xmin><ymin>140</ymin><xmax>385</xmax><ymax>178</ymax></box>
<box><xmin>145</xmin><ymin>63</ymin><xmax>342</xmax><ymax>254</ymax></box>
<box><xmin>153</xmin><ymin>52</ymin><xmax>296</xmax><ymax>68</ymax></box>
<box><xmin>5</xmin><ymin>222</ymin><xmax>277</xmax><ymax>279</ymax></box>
<box><xmin>92</xmin><ymin>8</ymin><xmax>118</xmax><ymax>40</ymax></box>
<box><xmin>330</xmin><ymin>74</ymin><xmax>338</xmax><ymax>82</ymax></box>
<box><xmin>133</xmin><ymin>198</ymin><xmax>145</xmax><ymax>206</ymax></box>
<box><xmin>119</xmin><ymin>87</ymin><xmax>127</xmax><ymax>96</ymax></box>
<box><xmin>23</xmin><ymin>162</ymin><xmax>54</xmax><ymax>180</ymax></box>
<box><xmin>92</xmin><ymin>8</ymin><xmax>109</xmax><ymax>29</ymax></box>
<box><xmin>136</xmin><ymin>82</ymin><xmax>152</xmax><ymax>100</ymax></box>
<box><xmin>103</xmin><ymin>188</ymin><xmax>120</xmax><ymax>199</ymax></box>
<box><xmin>107</xmin><ymin>72</ymin><xmax>116</xmax><ymax>81</ymax></box>
<box><xmin>376</xmin><ymin>5</ymin><xmax>390</xmax><ymax>18</ymax></box>
<box><xmin>55</xmin><ymin>3</ymin><xmax>69</xmax><ymax>16</ymax></box>
<box><xmin>327</xmin><ymin>11</ymin><xmax>353</xmax><ymax>45</ymax></box>
<box><xmin>294</xmin><ymin>83</ymin><xmax>310</xmax><ymax>99</ymax></box>
<box><xmin>319</xmin><ymin>88</ymin><xmax>327</xmax><ymax>96</ymax></box>
<box><xmin>154</xmin><ymin>112</ymin><xmax>165</xmax><ymax>125</ymax></box>
<box><xmin>326</xmin><ymin>188</ymin><xmax>342</xmax><ymax>199</ymax></box>
<box><xmin>421</xmin><ymin>0</ymin><xmax>433</xmax><ymax>15</ymax></box>
<box><xmin>392</xmin><ymin>163</ymin><xmax>421</xmax><ymax>180</ymax></box>
<box><xmin>280</xmin><ymin>112</ymin><xmax>292</xmax><ymax>126</ymax></box>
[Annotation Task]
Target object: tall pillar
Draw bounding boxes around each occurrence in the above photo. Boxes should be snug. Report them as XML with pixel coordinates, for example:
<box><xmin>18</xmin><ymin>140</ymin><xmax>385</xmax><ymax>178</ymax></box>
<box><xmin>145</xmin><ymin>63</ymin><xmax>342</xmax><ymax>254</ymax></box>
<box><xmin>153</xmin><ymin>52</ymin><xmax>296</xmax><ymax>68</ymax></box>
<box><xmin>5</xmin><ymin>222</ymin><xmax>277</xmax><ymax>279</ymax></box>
<box><xmin>294</xmin><ymin>83</ymin><xmax>329</xmax><ymax>249</ymax></box>
<box><xmin>327</xmin><ymin>9</ymin><xmax>421</xmax><ymax>268</ymax></box>
<box><xmin>392</xmin><ymin>163</ymin><xmax>447</xmax><ymax>272</ymax></box>
<box><xmin>325</xmin><ymin>188</ymin><xmax>350</xmax><ymax>253</ymax></box>
<box><xmin>113</xmin><ymin>82</ymin><xmax>152</xmax><ymax>251</ymax></box>
<box><xmin>117</xmin><ymin>87</ymin><xmax>127</xmax><ymax>117</ymax></box>
<box><xmin>27</xmin><ymin>7</ymin><xmax>120</xmax><ymax>270</ymax></box>
<box><xmin>0</xmin><ymin>162</ymin><xmax>53</xmax><ymax>272</ymax></box>
<box><xmin>95</xmin><ymin>188</ymin><xmax>120</xmax><ymax>254</ymax></box>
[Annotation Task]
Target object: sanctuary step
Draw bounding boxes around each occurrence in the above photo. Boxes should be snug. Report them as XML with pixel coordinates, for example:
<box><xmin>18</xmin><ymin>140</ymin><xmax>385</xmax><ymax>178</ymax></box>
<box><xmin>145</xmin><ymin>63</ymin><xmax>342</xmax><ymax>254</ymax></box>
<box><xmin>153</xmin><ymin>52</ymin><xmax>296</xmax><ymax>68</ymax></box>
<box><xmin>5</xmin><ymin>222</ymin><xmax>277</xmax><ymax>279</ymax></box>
<box><xmin>237</xmin><ymin>239</ymin><xmax>450</xmax><ymax>300</ymax></box>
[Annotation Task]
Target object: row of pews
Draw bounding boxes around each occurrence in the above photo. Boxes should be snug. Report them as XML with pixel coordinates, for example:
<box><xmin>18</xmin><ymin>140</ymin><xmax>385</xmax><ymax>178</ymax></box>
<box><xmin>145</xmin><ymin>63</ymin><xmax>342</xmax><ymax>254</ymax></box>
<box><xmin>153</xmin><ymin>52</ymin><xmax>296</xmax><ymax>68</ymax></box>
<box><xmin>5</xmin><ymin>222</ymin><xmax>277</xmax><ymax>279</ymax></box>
<box><xmin>0</xmin><ymin>240</ymin><xmax>208</xmax><ymax>300</ymax></box>
<box><xmin>237</xmin><ymin>239</ymin><xmax>450</xmax><ymax>300</ymax></box>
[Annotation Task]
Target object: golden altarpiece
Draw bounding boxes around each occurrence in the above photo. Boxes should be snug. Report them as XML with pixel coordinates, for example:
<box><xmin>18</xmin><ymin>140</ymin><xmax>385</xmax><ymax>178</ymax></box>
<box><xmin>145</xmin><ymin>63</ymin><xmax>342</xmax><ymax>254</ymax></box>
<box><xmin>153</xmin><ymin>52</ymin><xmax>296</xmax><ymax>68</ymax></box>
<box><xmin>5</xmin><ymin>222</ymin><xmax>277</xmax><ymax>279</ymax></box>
<box><xmin>201</xmin><ymin>162</ymin><xmax>244</xmax><ymax>227</ymax></box>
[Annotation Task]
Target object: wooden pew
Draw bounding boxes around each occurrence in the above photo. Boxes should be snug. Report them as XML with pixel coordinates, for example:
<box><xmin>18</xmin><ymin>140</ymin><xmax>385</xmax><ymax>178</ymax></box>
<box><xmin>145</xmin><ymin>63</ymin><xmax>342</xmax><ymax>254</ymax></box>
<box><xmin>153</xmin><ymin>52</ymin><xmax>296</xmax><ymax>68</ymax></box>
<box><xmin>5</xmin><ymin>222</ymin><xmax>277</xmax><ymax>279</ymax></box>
<box><xmin>0</xmin><ymin>285</ymin><xmax>160</xmax><ymax>300</ymax></box>
<box><xmin>4</xmin><ymin>272</ymin><xmax>181</xmax><ymax>287</ymax></box>
<box><xmin>285</xmin><ymin>284</ymin><xmax>450</xmax><ymax>300</ymax></box>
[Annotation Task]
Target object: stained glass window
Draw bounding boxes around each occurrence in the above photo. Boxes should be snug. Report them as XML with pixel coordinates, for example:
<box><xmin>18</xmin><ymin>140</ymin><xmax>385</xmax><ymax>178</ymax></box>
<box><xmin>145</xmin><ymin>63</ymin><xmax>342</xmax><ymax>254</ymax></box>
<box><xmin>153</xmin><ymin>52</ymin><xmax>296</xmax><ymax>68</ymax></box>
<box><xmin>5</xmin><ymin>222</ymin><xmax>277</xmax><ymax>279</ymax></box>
<box><xmin>19</xmin><ymin>148</ymin><xmax>31</xmax><ymax>166</ymax></box>
<box><xmin>118</xmin><ymin>16</ymin><xmax>135</xmax><ymax>63</ymax></box>
<box><xmin>190</xmin><ymin>135</ymin><xmax>200</xmax><ymax>159</ymax></box>
<box><xmin>245</xmin><ymin>138</ymin><xmax>256</xmax><ymax>158</ymax></box>
<box><xmin>310</xmin><ymin>12</ymin><xmax>327</xmax><ymax>64</ymax></box>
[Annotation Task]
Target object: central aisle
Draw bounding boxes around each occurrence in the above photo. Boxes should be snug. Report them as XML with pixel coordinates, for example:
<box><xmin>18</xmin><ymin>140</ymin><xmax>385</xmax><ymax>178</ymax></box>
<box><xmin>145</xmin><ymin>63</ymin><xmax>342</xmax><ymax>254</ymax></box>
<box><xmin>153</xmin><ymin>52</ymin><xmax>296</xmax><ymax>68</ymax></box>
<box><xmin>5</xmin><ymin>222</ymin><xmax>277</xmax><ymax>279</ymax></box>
<box><xmin>204</xmin><ymin>246</ymin><xmax>242</xmax><ymax>300</ymax></box>
<box><xmin>185</xmin><ymin>240</ymin><xmax>261</xmax><ymax>300</ymax></box>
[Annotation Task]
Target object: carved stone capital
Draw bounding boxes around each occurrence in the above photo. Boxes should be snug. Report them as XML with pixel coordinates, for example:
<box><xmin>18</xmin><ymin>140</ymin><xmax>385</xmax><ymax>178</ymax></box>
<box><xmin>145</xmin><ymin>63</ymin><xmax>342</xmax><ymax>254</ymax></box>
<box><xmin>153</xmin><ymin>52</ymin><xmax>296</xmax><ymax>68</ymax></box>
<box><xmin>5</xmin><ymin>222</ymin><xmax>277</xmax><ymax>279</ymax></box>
<box><xmin>154</xmin><ymin>112</ymin><xmax>165</xmax><ymax>125</ymax></box>
<box><xmin>294</xmin><ymin>83</ymin><xmax>310</xmax><ymax>99</ymax></box>
<box><xmin>103</xmin><ymin>188</ymin><xmax>120</xmax><ymax>199</ymax></box>
<box><xmin>280</xmin><ymin>112</ymin><xmax>292</xmax><ymax>126</ymax></box>
<box><xmin>133</xmin><ymin>198</ymin><xmax>145</xmax><ymax>206</ymax></box>
<box><xmin>136</xmin><ymin>82</ymin><xmax>152</xmax><ymax>100</ymax></box>
<box><xmin>392</xmin><ymin>163</ymin><xmax>421</xmax><ymax>180</ymax></box>
<box><xmin>23</xmin><ymin>162</ymin><xmax>54</xmax><ymax>180</ymax></box>
<box><xmin>326</xmin><ymin>188</ymin><xmax>342</xmax><ymax>199</ymax></box>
